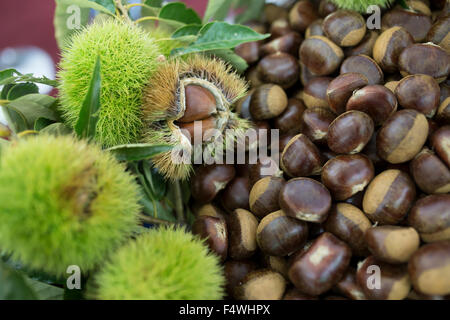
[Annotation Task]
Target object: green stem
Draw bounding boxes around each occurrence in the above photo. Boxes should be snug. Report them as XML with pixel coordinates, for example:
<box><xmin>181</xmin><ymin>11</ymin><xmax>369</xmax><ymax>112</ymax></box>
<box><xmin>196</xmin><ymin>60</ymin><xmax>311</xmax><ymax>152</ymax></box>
<box><xmin>172</xmin><ymin>180</ymin><xmax>185</xmax><ymax>223</ymax></box>
<box><xmin>0</xmin><ymin>100</ymin><xmax>10</xmax><ymax>105</ymax></box>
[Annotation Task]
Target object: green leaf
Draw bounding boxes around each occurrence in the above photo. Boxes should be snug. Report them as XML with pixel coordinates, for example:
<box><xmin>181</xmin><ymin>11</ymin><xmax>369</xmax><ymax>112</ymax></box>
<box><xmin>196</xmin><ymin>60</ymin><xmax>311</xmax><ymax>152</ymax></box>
<box><xmin>171</xmin><ymin>24</ymin><xmax>202</xmax><ymax>38</ymax></box>
<box><xmin>0</xmin><ymin>69</ymin><xmax>19</xmax><ymax>83</ymax></box>
<box><xmin>159</xmin><ymin>2</ymin><xmax>202</xmax><ymax>25</ymax></box>
<box><xmin>34</xmin><ymin>117</ymin><xmax>55</xmax><ymax>131</ymax></box>
<box><xmin>54</xmin><ymin>0</ymin><xmax>91</xmax><ymax>49</ymax></box>
<box><xmin>206</xmin><ymin>49</ymin><xmax>248</xmax><ymax>73</ymax></box>
<box><xmin>6</xmin><ymin>83</ymin><xmax>39</xmax><ymax>101</ymax></box>
<box><xmin>142</xmin><ymin>162</ymin><xmax>167</xmax><ymax>200</ymax></box>
<box><xmin>107</xmin><ymin>144</ymin><xmax>172</xmax><ymax>161</ymax></box>
<box><xmin>56</xmin><ymin>0</ymin><xmax>115</xmax><ymax>15</ymax></box>
<box><xmin>172</xmin><ymin>22</ymin><xmax>270</xmax><ymax>56</ymax></box>
<box><xmin>89</xmin><ymin>0</ymin><xmax>115</xmax><ymax>14</ymax></box>
<box><xmin>203</xmin><ymin>0</ymin><xmax>233</xmax><ymax>23</ymax></box>
<box><xmin>39</xmin><ymin>123</ymin><xmax>73</xmax><ymax>136</ymax></box>
<box><xmin>6</xmin><ymin>95</ymin><xmax>59</xmax><ymax>125</ymax></box>
<box><xmin>74</xmin><ymin>56</ymin><xmax>101</xmax><ymax>140</ymax></box>
<box><xmin>144</xmin><ymin>0</ymin><xmax>163</xmax><ymax>7</ymax></box>
<box><xmin>0</xmin><ymin>261</ymin><xmax>37</xmax><ymax>300</ymax></box>
<box><xmin>25</xmin><ymin>278</ymin><xmax>64</xmax><ymax>300</ymax></box>
<box><xmin>0</xmin><ymin>68</ymin><xmax>58</xmax><ymax>87</ymax></box>
<box><xmin>234</xmin><ymin>0</ymin><xmax>265</xmax><ymax>24</ymax></box>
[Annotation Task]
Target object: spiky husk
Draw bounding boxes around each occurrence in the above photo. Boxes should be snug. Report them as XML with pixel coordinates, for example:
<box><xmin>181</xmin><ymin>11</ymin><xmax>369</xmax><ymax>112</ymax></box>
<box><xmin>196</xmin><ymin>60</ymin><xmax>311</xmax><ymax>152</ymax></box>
<box><xmin>330</xmin><ymin>0</ymin><xmax>393</xmax><ymax>12</ymax></box>
<box><xmin>142</xmin><ymin>55</ymin><xmax>249</xmax><ymax>180</ymax></box>
<box><xmin>92</xmin><ymin>226</ymin><xmax>224</xmax><ymax>300</ymax></box>
<box><xmin>0</xmin><ymin>135</ymin><xmax>141</xmax><ymax>276</ymax></box>
<box><xmin>58</xmin><ymin>20</ymin><xmax>162</xmax><ymax>147</ymax></box>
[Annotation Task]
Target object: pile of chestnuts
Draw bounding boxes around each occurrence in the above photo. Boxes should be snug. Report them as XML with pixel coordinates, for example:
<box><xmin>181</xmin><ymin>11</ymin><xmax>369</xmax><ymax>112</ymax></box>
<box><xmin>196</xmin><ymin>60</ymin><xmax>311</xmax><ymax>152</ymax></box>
<box><xmin>190</xmin><ymin>0</ymin><xmax>450</xmax><ymax>300</ymax></box>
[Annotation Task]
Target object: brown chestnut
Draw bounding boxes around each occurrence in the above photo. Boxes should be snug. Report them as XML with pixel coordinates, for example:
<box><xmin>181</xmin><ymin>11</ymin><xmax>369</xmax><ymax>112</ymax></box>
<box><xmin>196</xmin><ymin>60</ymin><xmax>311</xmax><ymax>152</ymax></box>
<box><xmin>288</xmin><ymin>232</ymin><xmax>351</xmax><ymax>296</ymax></box>
<box><xmin>289</xmin><ymin>0</ymin><xmax>319</xmax><ymax>32</ymax></box>
<box><xmin>340</xmin><ymin>54</ymin><xmax>384</xmax><ymax>85</ymax></box>
<box><xmin>269</xmin><ymin>18</ymin><xmax>292</xmax><ymax>39</ymax></box>
<box><xmin>256</xmin><ymin>210</ymin><xmax>309</xmax><ymax>256</ymax></box>
<box><xmin>327</xmin><ymin>110</ymin><xmax>374</xmax><ymax>154</ymax></box>
<box><xmin>363</xmin><ymin>169</ymin><xmax>416</xmax><ymax>225</ymax></box>
<box><xmin>301</xmin><ymin>107</ymin><xmax>336</xmax><ymax>145</ymax></box>
<box><xmin>365</xmin><ymin>226</ymin><xmax>420</xmax><ymax>264</ymax></box>
<box><xmin>272</xmin><ymin>98</ymin><xmax>306</xmax><ymax>135</ymax></box>
<box><xmin>381</xmin><ymin>8</ymin><xmax>432</xmax><ymax>42</ymax></box>
<box><xmin>234</xmin><ymin>90</ymin><xmax>253</xmax><ymax>120</ymax></box>
<box><xmin>410</xmin><ymin>148</ymin><xmax>450</xmax><ymax>194</ymax></box>
<box><xmin>318</xmin><ymin>0</ymin><xmax>337</xmax><ymax>17</ymax></box>
<box><xmin>228</xmin><ymin>208</ymin><xmax>259</xmax><ymax>260</ymax></box>
<box><xmin>437</xmin><ymin>97</ymin><xmax>450</xmax><ymax>125</ymax></box>
<box><xmin>344</xmin><ymin>30</ymin><xmax>378</xmax><ymax>57</ymax></box>
<box><xmin>323</xmin><ymin>10</ymin><xmax>366</xmax><ymax>47</ymax></box>
<box><xmin>264</xmin><ymin>4</ymin><xmax>288</xmax><ymax>24</ymax></box>
<box><xmin>191</xmin><ymin>164</ymin><xmax>235</xmax><ymax>203</ymax></box>
<box><xmin>321</xmin><ymin>154</ymin><xmax>375</xmax><ymax>200</ymax></box>
<box><xmin>299</xmin><ymin>36</ymin><xmax>344</xmax><ymax>76</ymax></box>
<box><xmin>426</xmin><ymin>15</ymin><xmax>450</xmax><ymax>52</ymax></box>
<box><xmin>395</xmin><ymin>74</ymin><xmax>440</xmax><ymax>118</ymax></box>
<box><xmin>408</xmin><ymin>241</ymin><xmax>450</xmax><ymax>296</ymax></box>
<box><xmin>248</xmin><ymin>156</ymin><xmax>283</xmax><ymax>187</ymax></box>
<box><xmin>194</xmin><ymin>203</ymin><xmax>226</xmax><ymax>220</ymax></box>
<box><xmin>260</xmin><ymin>255</ymin><xmax>289</xmax><ymax>278</ymax></box>
<box><xmin>178</xmin><ymin>116</ymin><xmax>217</xmax><ymax>143</ymax></box>
<box><xmin>431</xmin><ymin>126</ymin><xmax>450</xmax><ymax>168</ymax></box>
<box><xmin>178</xmin><ymin>84</ymin><xmax>217</xmax><ymax>122</ymax></box>
<box><xmin>249</xmin><ymin>176</ymin><xmax>285</xmax><ymax>218</ymax></box>
<box><xmin>324</xmin><ymin>203</ymin><xmax>372</xmax><ymax>256</ymax></box>
<box><xmin>372</xmin><ymin>26</ymin><xmax>414</xmax><ymax>73</ymax></box>
<box><xmin>280</xmin><ymin>134</ymin><xmax>323</xmax><ymax>177</ymax></box>
<box><xmin>408</xmin><ymin>194</ymin><xmax>450</xmax><ymax>243</ymax></box>
<box><xmin>220</xmin><ymin>176</ymin><xmax>250</xmax><ymax>213</ymax></box>
<box><xmin>334</xmin><ymin>267</ymin><xmax>367</xmax><ymax>300</ymax></box>
<box><xmin>257</xmin><ymin>52</ymin><xmax>300</xmax><ymax>89</ymax></box>
<box><xmin>234</xmin><ymin>269</ymin><xmax>286</xmax><ymax>300</ymax></box>
<box><xmin>249</xmin><ymin>84</ymin><xmax>288</xmax><ymax>120</ymax></box>
<box><xmin>326</xmin><ymin>72</ymin><xmax>368</xmax><ymax>115</ymax></box>
<box><xmin>192</xmin><ymin>215</ymin><xmax>228</xmax><ymax>262</ymax></box>
<box><xmin>302</xmin><ymin>77</ymin><xmax>333</xmax><ymax>108</ymax></box>
<box><xmin>346</xmin><ymin>85</ymin><xmax>398</xmax><ymax>126</ymax></box>
<box><xmin>279</xmin><ymin>177</ymin><xmax>332</xmax><ymax>223</ymax></box>
<box><xmin>260</xmin><ymin>32</ymin><xmax>303</xmax><ymax>57</ymax></box>
<box><xmin>384</xmin><ymin>80</ymin><xmax>399</xmax><ymax>93</ymax></box>
<box><xmin>357</xmin><ymin>256</ymin><xmax>411</xmax><ymax>300</ymax></box>
<box><xmin>224</xmin><ymin>259</ymin><xmax>258</xmax><ymax>298</ymax></box>
<box><xmin>299</xmin><ymin>62</ymin><xmax>318</xmax><ymax>86</ymax></box>
<box><xmin>235</xmin><ymin>41</ymin><xmax>260</xmax><ymax>65</ymax></box>
<box><xmin>305</xmin><ymin>19</ymin><xmax>324</xmax><ymax>38</ymax></box>
<box><xmin>398</xmin><ymin>43</ymin><xmax>450</xmax><ymax>83</ymax></box>
<box><xmin>376</xmin><ymin>109</ymin><xmax>428</xmax><ymax>163</ymax></box>
<box><xmin>245</xmin><ymin>66</ymin><xmax>264</xmax><ymax>88</ymax></box>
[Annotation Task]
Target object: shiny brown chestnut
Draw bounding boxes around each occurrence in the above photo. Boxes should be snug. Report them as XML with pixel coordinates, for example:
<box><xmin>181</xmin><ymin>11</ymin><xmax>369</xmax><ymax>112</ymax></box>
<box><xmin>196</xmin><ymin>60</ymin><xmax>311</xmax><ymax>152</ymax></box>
<box><xmin>365</xmin><ymin>226</ymin><xmax>420</xmax><ymax>264</ymax></box>
<box><xmin>269</xmin><ymin>18</ymin><xmax>292</xmax><ymax>39</ymax></box>
<box><xmin>279</xmin><ymin>177</ymin><xmax>332</xmax><ymax>223</ymax></box>
<box><xmin>410</xmin><ymin>148</ymin><xmax>450</xmax><ymax>194</ymax></box>
<box><xmin>299</xmin><ymin>62</ymin><xmax>318</xmax><ymax>86</ymax></box>
<box><xmin>426</xmin><ymin>15</ymin><xmax>450</xmax><ymax>52</ymax></box>
<box><xmin>376</xmin><ymin>109</ymin><xmax>428</xmax><ymax>163</ymax></box>
<box><xmin>178</xmin><ymin>116</ymin><xmax>217</xmax><ymax>144</ymax></box>
<box><xmin>256</xmin><ymin>210</ymin><xmax>309</xmax><ymax>256</ymax></box>
<box><xmin>249</xmin><ymin>176</ymin><xmax>285</xmax><ymax>218</ymax></box>
<box><xmin>228</xmin><ymin>208</ymin><xmax>259</xmax><ymax>260</ymax></box>
<box><xmin>305</xmin><ymin>19</ymin><xmax>324</xmax><ymax>38</ymax></box>
<box><xmin>340</xmin><ymin>54</ymin><xmax>384</xmax><ymax>85</ymax></box>
<box><xmin>334</xmin><ymin>268</ymin><xmax>367</xmax><ymax>300</ymax></box>
<box><xmin>318</xmin><ymin>0</ymin><xmax>337</xmax><ymax>17</ymax></box>
<box><xmin>234</xmin><ymin>90</ymin><xmax>253</xmax><ymax>120</ymax></box>
<box><xmin>321</xmin><ymin>154</ymin><xmax>374</xmax><ymax>200</ymax></box>
<box><xmin>191</xmin><ymin>164</ymin><xmax>235</xmax><ymax>203</ymax></box>
<box><xmin>224</xmin><ymin>259</ymin><xmax>258</xmax><ymax>298</ymax></box>
<box><xmin>177</xmin><ymin>84</ymin><xmax>217</xmax><ymax>123</ymax></box>
<box><xmin>408</xmin><ymin>194</ymin><xmax>450</xmax><ymax>243</ymax></box>
<box><xmin>326</xmin><ymin>72</ymin><xmax>368</xmax><ymax>115</ymax></box>
<box><xmin>372</xmin><ymin>26</ymin><xmax>414</xmax><ymax>73</ymax></box>
<box><xmin>260</xmin><ymin>255</ymin><xmax>289</xmax><ymax>278</ymax></box>
<box><xmin>324</xmin><ymin>203</ymin><xmax>372</xmax><ymax>256</ymax></box>
<box><xmin>437</xmin><ymin>97</ymin><xmax>450</xmax><ymax>125</ymax></box>
<box><xmin>299</xmin><ymin>36</ymin><xmax>344</xmax><ymax>76</ymax></box>
<box><xmin>344</xmin><ymin>30</ymin><xmax>378</xmax><ymax>57</ymax></box>
<box><xmin>289</xmin><ymin>0</ymin><xmax>319</xmax><ymax>32</ymax></box>
<box><xmin>263</xmin><ymin>4</ymin><xmax>288</xmax><ymax>24</ymax></box>
<box><xmin>408</xmin><ymin>241</ymin><xmax>450</xmax><ymax>296</ymax></box>
<box><xmin>192</xmin><ymin>215</ymin><xmax>228</xmax><ymax>262</ymax></box>
<box><xmin>327</xmin><ymin>110</ymin><xmax>374</xmax><ymax>154</ymax></box>
<box><xmin>323</xmin><ymin>10</ymin><xmax>366</xmax><ymax>47</ymax></box>
<box><xmin>357</xmin><ymin>256</ymin><xmax>411</xmax><ymax>300</ymax></box>
<box><xmin>272</xmin><ymin>98</ymin><xmax>306</xmax><ymax>135</ymax></box>
<box><xmin>257</xmin><ymin>52</ymin><xmax>300</xmax><ymax>89</ymax></box>
<box><xmin>362</xmin><ymin>130</ymin><xmax>386</xmax><ymax>168</ymax></box>
<box><xmin>280</xmin><ymin>134</ymin><xmax>323</xmax><ymax>177</ymax></box>
<box><xmin>194</xmin><ymin>203</ymin><xmax>226</xmax><ymax>220</ymax></box>
<box><xmin>398</xmin><ymin>43</ymin><xmax>450</xmax><ymax>83</ymax></box>
<box><xmin>301</xmin><ymin>107</ymin><xmax>336</xmax><ymax>145</ymax></box>
<box><xmin>220</xmin><ymin>176</ymin><xmax>250</xmax><ymax>213</ymax></box>
<box><xmin>234</xmin><ymin>269</ymin><xmax>286</xmax><ymax>300</ymax></box>
<box><xmin>245</xmin><ymin>66</ymin><xmax>264</xmax><ymax>88</ymax></box>
<box><xmin>248</xmin><ymin>156</ymin><xmax>283</xmax><ymax>187</ymax></box>
<box><xmin>235</xmin><ymin>41</ymin><xmax>260</xmax><ymax>65</ymax></box>
<box><xmin>363</xmin><ymin>169</ymin><xmax>416</xmax><ymax>225</ymax></box>
<box><xmin>249</xmin><ymin>84</ymin><xmax>288</xmax><ymax>120</ymax></box>
<box><xmin>381</xmin><ymin>8</ymin><xmax>432</xmax><ymax>42</ymax></box>
<box><xmin>431</xmin><ymin>126</ymin><xmax>450</xmax><ymax>168</ymax></box>
<box><xmin>288</xmin><ymin>232</ymin><xmax>351</xmax><ymax>296</ymax></box>
<box><xmin>302</xmin><ymin>77</ymin><xmax>332</xmax><ymax>108</ymax></box>
<box><xmin>260</xmin><ymin>32</ymin><xmax>303</xmax><ymax>57</ymax></box>
<box><xmin>346</xmin><ymin>85</ymin><xmax>397</xmax><ymax>126</ymax></box>
<box><xmin>384</xmin><ymin>81</ymin><xmax>399</xmax><ymax>93</ymax></box>
<box><xmin>395</xmin><ymin>74</ymin><xmax>440</xmax><ymax>118</ymax></box>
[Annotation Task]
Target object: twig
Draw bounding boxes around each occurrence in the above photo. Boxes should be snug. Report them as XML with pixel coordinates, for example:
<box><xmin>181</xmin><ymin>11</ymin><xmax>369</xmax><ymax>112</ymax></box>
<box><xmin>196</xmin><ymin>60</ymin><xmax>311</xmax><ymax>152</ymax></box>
<box><xmin>115</xmin><ymin>0</ymin><xmax>132</xmax><ymax>24</ymax></box>
<box><xmin>139</xmin><ymin>214</ymin><xmax>174</xmax><ymax>225</ymax></box>
<box><xmin>172</xmin><ymin>180</ymin><xmax>185</xmax><ymax>223</ymax></box>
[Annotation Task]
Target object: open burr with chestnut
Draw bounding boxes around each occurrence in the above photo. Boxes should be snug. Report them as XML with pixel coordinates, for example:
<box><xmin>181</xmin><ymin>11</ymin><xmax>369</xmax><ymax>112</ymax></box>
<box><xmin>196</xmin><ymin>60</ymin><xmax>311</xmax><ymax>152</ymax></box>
<box><xmin>186</xmin><ymin>0</ymin><xmax>450</xmax><ymax>300</ymax></box>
